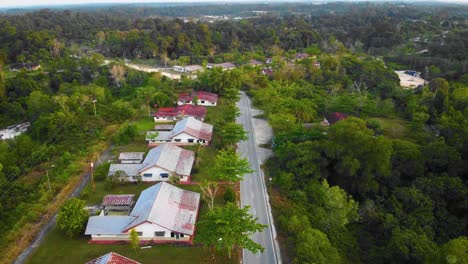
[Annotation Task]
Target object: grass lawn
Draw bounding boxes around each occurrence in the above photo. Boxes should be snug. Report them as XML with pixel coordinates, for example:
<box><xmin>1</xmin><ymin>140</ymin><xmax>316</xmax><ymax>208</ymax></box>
<box><xmin>367</xmin><ymin>117</ymin><xmax>410</xmax><ymax>139</ymax></box>
<box><xmin>28</xmin><ymin>180</ymin><xmax>238</xmax><ymax>264</ymax></box>
<box><xmin>133</xmin><ymin>117</ymin><xmax>156</xmax><ymax>133</ymax></box>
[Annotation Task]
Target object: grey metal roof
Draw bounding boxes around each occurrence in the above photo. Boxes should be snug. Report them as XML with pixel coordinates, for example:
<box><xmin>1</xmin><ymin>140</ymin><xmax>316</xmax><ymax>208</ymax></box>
<box><xmin>146</xmin><ymin>131</ymin><xmax>171</xmax><ymax>141</ymax></box>
<box><xmin>108</xmin><ymin>164</ymin><xmax>141</xmax><ymax>177</ymax></box>
<box><xmin>85</xmin><ymin>216</ymin><xmax>134</xmax><ymax>235</ymax></box>
<box><xmin>171</xmin><ymin>117</ymin><xmax>213</xmax><ymax>141</ymax></box>
<box><xmin>139</xmin><ymin>144</ymin><xmax>194</xmax><ymax>176</ymax></box>
<box><xmin>125</xmin><ymin>182</ymin><xmax>200</xmax><ymax>235</ymax></box>
<box><xmin>118</xmin><ymin>152</ymin><xmax>144</xmax><ymax>161</ymax></box>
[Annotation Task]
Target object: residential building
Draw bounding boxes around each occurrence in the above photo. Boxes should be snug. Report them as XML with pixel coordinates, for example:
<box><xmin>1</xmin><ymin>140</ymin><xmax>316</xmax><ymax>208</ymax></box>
<box><xmin>108</xmin><ymin>144</ymin><xmax>195</xmax><ymax>183</ymax></box>
<box><xmin>85</xmin><ymin>182</ymin><xmax>201</xmax><ymax>244</ymax></box>
<box><xmin>0</xmin><ymin>122</ymin><xmax>30</xmax><ymax>140</ymax></box>
<box><xmin>146</xmin><ymin>117</ymin><xmax>213</xmax><ymax>146</ymax></box>
<box><xmin>153</xmin><ymin>104</ymin><xmax>207</xmax><ymax>122</ymax></box>
<box><xmin>248</xmin><ymin>59</ymin><xmax>263</xmax><ymax>66</ymax></box>
<box><xmin>9</xmin><ymin>63</ymin><xmax>41</xmax><ymax>71</ymax></box>
<box><xmin>177</xmin><ymin>91</ymin><xmax>218</xmax><ymax>106</ymax></box>
<box><xmin>207</xmin><ymin>62</ymin><xmax>236</xmax><ymax>71</ymax></box>
<box><xmin>86</xmin><ymin>252</ymin><xmax>140</xmax><ymax>264</ymax></box>
<box><xmin>173</xmin><ymin>65</ymin><xmax>203</xmax><ymax>74</ymax></box>
<box><xmin>102</xmin><ymin>194</ymin><xmax>135</xmax><ymax>214</ymax></box>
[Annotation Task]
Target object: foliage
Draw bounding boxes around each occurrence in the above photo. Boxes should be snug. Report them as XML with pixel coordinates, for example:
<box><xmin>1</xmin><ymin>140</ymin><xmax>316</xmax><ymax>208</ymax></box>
<box><xmin>198</xmin><ymin>180</ymin><xmax>219</xmax><ymax>210</ymax></box>
<box><xmin>129</xmin><ymin>229</ymin><xmax>140</xmax><ymax>252</ymax></box>
<box><xmin>112</xmin><ymin>124</ymin><xmax>138</xmax><ymax>145</ymax></box>
<box><xmin>208</xmin><ymin>148</ymin><xmax>253</xmax><ymax>183</ymax></box>
<box><xmin>57</xmin><ymin>198</ymin><xmax>88</xmax><ymax>238</ymax></box>
<box><xmin>294</xmin><ymin>228</ymin><xmax>341</xmax><ymax>264</ymax></box>
<box><xmin>94</xmin><ymin>162</ymin><xmax>110</xmax><ymax>182</ymax></box>
<box><xmin>195</xmin><ymin>203</ymin><xmax>266</xmax><ymax>259</ymax></box>
<box><xmin>223</xmin><ymin>187</ymin><xmax>236</xmax><ymax>203</ymax></box>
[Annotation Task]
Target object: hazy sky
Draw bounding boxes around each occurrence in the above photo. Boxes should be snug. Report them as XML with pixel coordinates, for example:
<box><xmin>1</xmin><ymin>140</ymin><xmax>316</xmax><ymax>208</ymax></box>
<box><xmin>0</xmin><ymin>0</ymin><xmax>465</xmax><ymax>8</ymax></box>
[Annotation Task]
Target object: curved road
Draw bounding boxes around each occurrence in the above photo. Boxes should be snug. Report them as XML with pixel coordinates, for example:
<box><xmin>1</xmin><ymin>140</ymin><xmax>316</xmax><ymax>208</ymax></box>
<box><xmin>237</xmin><ymin>92</ymin><xmax>281</xmax><ymax>264</ymax></box>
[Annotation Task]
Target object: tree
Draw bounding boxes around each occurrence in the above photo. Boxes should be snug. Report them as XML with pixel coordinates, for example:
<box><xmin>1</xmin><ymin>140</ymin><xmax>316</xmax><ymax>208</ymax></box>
<box><xmin>439</xmin><ymin>237</ymin><xmax>468</xmax><ymax>264</ymax></box>
<box><xmin>294</xmin><ymin>228</ymin><xmax>341</xmax><ymax>264</ymax></box>
<box><xmin>109</xmin><ymin>64</ymin><xmax>126</xmax><ymax>88</ymax></box>
<box><xmin>57</xmin><ymin>198</ymin><xmax>88</xmax><ymax>238</ymax></box>
<box><xmin>195</xmin><ymin>203</ymin><xmax>266</xmax><ymax>259</ymax></box>
<box><xmin>217</xmin><ymin>122</ymin><xmax>247</xmax><ymax>147</ymax></box>
<box><xmin>129</xmin><ymin>229</ymin><xmax>140</xmax><ymax>252</ymax></box>
<box><xmin>209</xmin><ymin>148</ymin><xmax>253</xmax><ymax>183</ymax></box>
<box><xmin>198</xmin><ymin>180</ymin><xmax>219</xmax><ymax>210</ymax></box>
<box><xmin>136</xmin><ymin>86</ymin><xmax>156</xmax><ymax>117</ymax></box>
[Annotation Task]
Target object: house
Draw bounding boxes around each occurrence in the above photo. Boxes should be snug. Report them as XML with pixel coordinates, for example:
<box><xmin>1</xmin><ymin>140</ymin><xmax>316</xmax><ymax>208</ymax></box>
<box><xmin>108</xmin><ymin>143</ymin><xmax>195</xmax><ymax>183</ymax></box>
<box><xmin>0</xmin><ymin>122</ymin><xmax>30</xmax><ymax>140</ymax></box>
<box><xmin>326</xmin><ymin>112</ymin><xmax>348</xmax><ymax>125</ymax></box>
<box><xmin>262</xmin><ymin>68</ymin><xmax>273</xmax><ymax>76</ymax></box>
<box><xmin>207</xmin><ymin>62</ymin><xmax>236</xmax><ymax>71</ymax></box>
<box><xmin>146</xmin><ymin>117</ymin><xmax>213</xmax><ymax>146</ymax></box>
<box><xmin>173</xmin><ymin>65</ymin><xmax>203</xmax><ymax>74</ymax></box>
<box><xmin>265</xmin><ymin>58</ymin><xmax>273</xmax><ymax>64</ymax></box>
<box><xmin>85</xmin><ymin>182</ymin><xmax>201</xmax><ymax>244</ymax></box>
<box><xmin>294</xmin><ymin>53</ymin><xmax>310</xmax><ymax>60</ymax></box>
<box><xmin>248</xmin><ymin>60</ymin><xmax>263</xmax><ymax>67</ymax></box>
<box><xmin>9</xmin><ymin>63</ymin><xmax>41</xmax><ymax>71</ymax></box>
<box><xmin>119</xmin><ymin>152</ymin><xmax>144</xmax><ymax>164</ymax></box>
<box><xmin>102</xmin><ymin>194</ymin><xmax>135</xmax><ymax>214</ymax></box>
<box><xmin>313</xmin><ymin>61</ymin><xmax>321</xmax><ymax>68</ymax></box>
<box><xmin>177</xmin><ymin>91</ymin><xmax>218</xmax><ymax>106</ymax></box>
<box><xmin>153</xmin><ymin>104</ymin><xmax>207</xmax><ymax>122</ymax></box>
<box><xmin>86</xmin><ymin>252</ymin><xmax>140</xmax><ymax>264</ymax></box>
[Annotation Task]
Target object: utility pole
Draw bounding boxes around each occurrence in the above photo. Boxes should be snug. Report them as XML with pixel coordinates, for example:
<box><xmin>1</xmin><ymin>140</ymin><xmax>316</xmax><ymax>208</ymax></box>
<box><xmin>90</xmin><ymin>161</ymin><xmax>95</xmax><ymax>193</ymax></box>
<box><xmin>92</xmin><ymin>99</ymin><xmax>97</xmax><ymax>117</ymax></box>
<box><xmin>45</xmin><ymin>164</ymin><xmax>54</xmax><ymax>192</ymax></box>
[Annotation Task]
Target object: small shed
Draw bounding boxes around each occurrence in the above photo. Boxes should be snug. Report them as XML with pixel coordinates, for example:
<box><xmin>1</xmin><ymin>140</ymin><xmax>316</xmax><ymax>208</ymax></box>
<box><xmin>119</xmin><ymin>152</ymin><xmax>144</xmax><ymax>164</ymax></box>
<box><xmin>102</xmin><ymin>194</ymin><xmax>135</xmax><ymax>213</ymax></box>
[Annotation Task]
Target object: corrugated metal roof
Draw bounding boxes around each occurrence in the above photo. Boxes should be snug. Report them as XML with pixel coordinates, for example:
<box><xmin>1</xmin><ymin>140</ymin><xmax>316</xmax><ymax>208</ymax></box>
<box><xmin>172</xmin><ymin>117</ymin><xmax>213</xmax><ymax>141</ymax></box>
<box><xmin>86</xmin><ymin>252</ymin><xmax>140</xmax><ymax>264</ymax></box>
<box><xmin>177</xmin><ymin>91</ymin><xmax>218</xmax><ymax>104</ymax></box>
<box><xmin>154</xmin><ymin>105</ymin><xmax>206</xmax><ymax>120</ymax></box>
<box><xmin>102</xmin><ymin>194</ymin><xmax>134</xmax><ymax>206</ymax></box>
<box><xmin>108</xmin><ymin>164</ymin><xmax>141</xmax><ymax>177</ymax></box>
<box><xmin>118</xmin><ymin>152</ymin><xmax>144</xmax><ymax>161</ymax></box>
<box><xmin>125</xmin><ymin>182</ymin><xmax>200</xmax><ymax>235</ymax></box>
<box><xmin>139</xmin><ymin>144</ymin><xmax>194</xmax><ymax>176</ymax></box>
<box><xmin>155</xmin><ymin>124</ymin><xmax>175</xmax><ymax>131</ymax></box>
<box><xmin>85</xmin><ymin>216</ymin><xmax>134</xmax><ymax>235</ymax></box>
<box><xmin>146</xmin><ymin>131</ymin><xmax>172</xmax><ymax>141</ymax></box>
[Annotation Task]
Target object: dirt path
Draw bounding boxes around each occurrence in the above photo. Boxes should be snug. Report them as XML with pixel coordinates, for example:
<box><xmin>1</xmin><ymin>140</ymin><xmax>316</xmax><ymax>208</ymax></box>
<box><xmin>14</xmin><ymin>147</ymin><xmax>113</xmax><ymax>264</ymax></box>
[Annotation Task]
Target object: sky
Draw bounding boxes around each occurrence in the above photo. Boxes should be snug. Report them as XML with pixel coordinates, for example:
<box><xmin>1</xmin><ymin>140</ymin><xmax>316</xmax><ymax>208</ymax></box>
<box><xmin>0</xmin><ymin>0</ymin><xmax>466</xmax><ymax>8</ymax></box>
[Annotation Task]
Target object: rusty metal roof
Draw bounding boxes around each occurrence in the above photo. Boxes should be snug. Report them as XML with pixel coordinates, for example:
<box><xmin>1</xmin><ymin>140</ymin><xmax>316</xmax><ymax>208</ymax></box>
<box><xmin>139</xmin><ymin>144</ymin><xmax>195</xmax><ymax>176</ymax></box>
<box><xmin>124</xmin><ymin>182</ymin><xmax>200</xmax><ymax>235</ymax></box>
<box><xmin>172</xmin><ymin>117</ymin><xmax>213</xmax><ymax>141</ymax></box>
<box><xmin>118</xmin><ymin>152</ymin><xmax>144</xmax><ymax>161</ymax></box>
<box><xmin>86</xmin><ymin>252</ymin><xmax>140</xmax><ymax>264</ymax></box>
<box><xmin>102</xmin><ymin>194</ymin><xmax>134</xmax><ymax>206</ymax></box>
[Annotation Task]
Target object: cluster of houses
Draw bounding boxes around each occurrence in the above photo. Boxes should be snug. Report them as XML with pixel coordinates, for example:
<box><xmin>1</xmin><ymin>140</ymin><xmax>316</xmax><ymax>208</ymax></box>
<box><xmin>83</xmin><ymin>91</ymin><xmax>219</xmax><ymax>246</ymax></box>
<box><xmin>0</xmin><ymin>122</ymin><xmax>30</xmax><ymax>140</ymax></box>
<box><xmin>172</xmin><ymin>53</ymin><xmax>320</xmax><ymax>77</ymax></box>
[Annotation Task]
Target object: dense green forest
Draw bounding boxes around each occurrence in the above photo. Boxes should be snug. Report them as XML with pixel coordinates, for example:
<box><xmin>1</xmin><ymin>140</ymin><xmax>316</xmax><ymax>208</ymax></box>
<box><xmin>0</xmin><ymin>2</ymin><xmax>466</xmax><ymax>263</ymax></box>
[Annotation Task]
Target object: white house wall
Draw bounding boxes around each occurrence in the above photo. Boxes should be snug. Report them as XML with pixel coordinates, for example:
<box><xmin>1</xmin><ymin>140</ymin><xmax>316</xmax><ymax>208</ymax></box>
<box><xmin>139</xmin><ymin>166</ymin><xmax>172</xmax><ymax>182</ymax></box>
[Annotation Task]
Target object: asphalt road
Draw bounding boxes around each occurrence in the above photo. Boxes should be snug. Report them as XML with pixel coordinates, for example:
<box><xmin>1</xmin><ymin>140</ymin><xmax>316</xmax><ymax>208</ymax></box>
<box><xmin>237</xmin><ymin>92</ymin><xmax>281</xmax><ymax>264</ymax></box>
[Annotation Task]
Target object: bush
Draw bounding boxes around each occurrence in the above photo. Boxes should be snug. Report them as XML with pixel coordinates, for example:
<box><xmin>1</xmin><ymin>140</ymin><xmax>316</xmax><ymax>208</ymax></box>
<box><xmin>112</xmin><ymin>124</ymin><xmax>137</xmax><ymax>145</ymax></box>
<box><xmin>94</xmin><ymin>162</ymin><xmax>110</xmax><ymax>182</ymax></box>
<box><xmin>224</xmin><ymin>187</ymin><xmax>236</xmax><ymax>203</ymax></box>
<box><xmin>57</xmin><ymin>198</ymin><xmax>88</xmax><ymax>238</ymax></box>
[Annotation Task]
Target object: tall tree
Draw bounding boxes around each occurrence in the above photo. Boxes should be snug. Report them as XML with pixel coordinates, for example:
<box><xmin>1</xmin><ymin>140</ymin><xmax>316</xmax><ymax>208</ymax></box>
<box><xmin>57</xmin><ymin>198</ymin><xmax>88</xmax><ymax>238</ymax></box>
<box><xmin>195</xmin><ymin>203</ymin><xmax>266</xmax><ymax>259</ymax></box>
<box><xmin>209</xmin><ymin>148</ymin><xmax>253</xmax><ymax>183</ymax></box>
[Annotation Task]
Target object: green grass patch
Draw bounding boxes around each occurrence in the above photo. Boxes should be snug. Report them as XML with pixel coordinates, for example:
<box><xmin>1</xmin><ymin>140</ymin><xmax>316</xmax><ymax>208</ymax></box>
<box><xmin>133</xmin><ymin>117</ymin><xmax>155</xmax><ymax>133</ymax></box>
<box><xmin>186</xmin><ymin>146</ymin><xmax>218</xmax><ymax>182</ymax></box>
<box><xmin>367</xmin><ymin>117</ymin><xmax>410</xmax><ymax>139</ymax></box>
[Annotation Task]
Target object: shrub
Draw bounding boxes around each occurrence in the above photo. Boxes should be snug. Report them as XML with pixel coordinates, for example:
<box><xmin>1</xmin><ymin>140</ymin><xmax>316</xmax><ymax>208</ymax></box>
<box><xmin>224</xmin><ymin>187</ymin><xmax>236</xmax><ymax>203</ymax></box>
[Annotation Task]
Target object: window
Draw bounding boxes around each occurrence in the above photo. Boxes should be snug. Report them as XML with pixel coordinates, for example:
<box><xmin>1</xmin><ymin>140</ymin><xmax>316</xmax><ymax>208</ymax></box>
<box><xmin>170</xmin><ymin>232</ymin><xmax>175</xmax><ymax>238</ymax></box>
<box><xmin>155</xmin><ymin>231</ymin><xmax>165</xmax><ymax>237</ymax></box>
<box><xmin>200</xmin><ymin>100</ymin><xmax>205</xmax><ymax>104</ymax></box>
<box><xmin>188</xmin><ymin>139</ymin><xmax>194</xmax><ymax>143</ymax></box>
<box><xmin>143</xmin><ymin>173</ymin><xmax>152</xmax><ymax>177</ymax></box>
<box><xmin>174</xmin><ymin>139</ymin><xmax>181</xmax><ymax>142</ymax></box>
<box><xmin>137</xmin><ymin>232</ymin><xmax>143</xmax><ymax>236</ymax></box>
<box><xmin>160</xmin><ymin>173</ymin><xmax>169</xmax><ymax>178</ymax></box>
<box><xmin>180</xmin><ymin>234</ymin><xmax>184</xmax><ymax>238</ymax></box>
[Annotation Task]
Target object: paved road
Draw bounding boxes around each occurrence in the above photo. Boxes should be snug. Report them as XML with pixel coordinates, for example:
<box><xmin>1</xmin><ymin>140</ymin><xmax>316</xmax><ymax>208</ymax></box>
<box><xmin>14</xmin><ymin>147</ymin><xmax>113</xmax><ymax>264</ymax></box>
<box><xmin>237</xmin><ymin>92</ymin><xmax>281</xmax><ymax>264</ymax></box>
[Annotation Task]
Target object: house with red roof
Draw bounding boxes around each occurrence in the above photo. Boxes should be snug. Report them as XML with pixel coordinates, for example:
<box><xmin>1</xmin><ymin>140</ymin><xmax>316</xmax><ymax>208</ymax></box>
<box><xmin>85</xmin><ymin>182</ymin><xmax>201</xmax><ymax>245</ymax></box>
<box><xmin>153</xmin><ymin>104</ymin><xmax>207</xmax><ymax>122</ymax></box>
<box><xmin>326</xmin><ymin>112</ymin><xmax>349</xmax><ymax>125</ymax></box>
<box><xmin>86</xmin><ymin>252</ymin><xmax>140</xmax><ymax>264</ymax></box>
<box><xmin>177</xmin><ymin>91</ymin><xmax>218</xmax><ymax>106</ymax></box>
